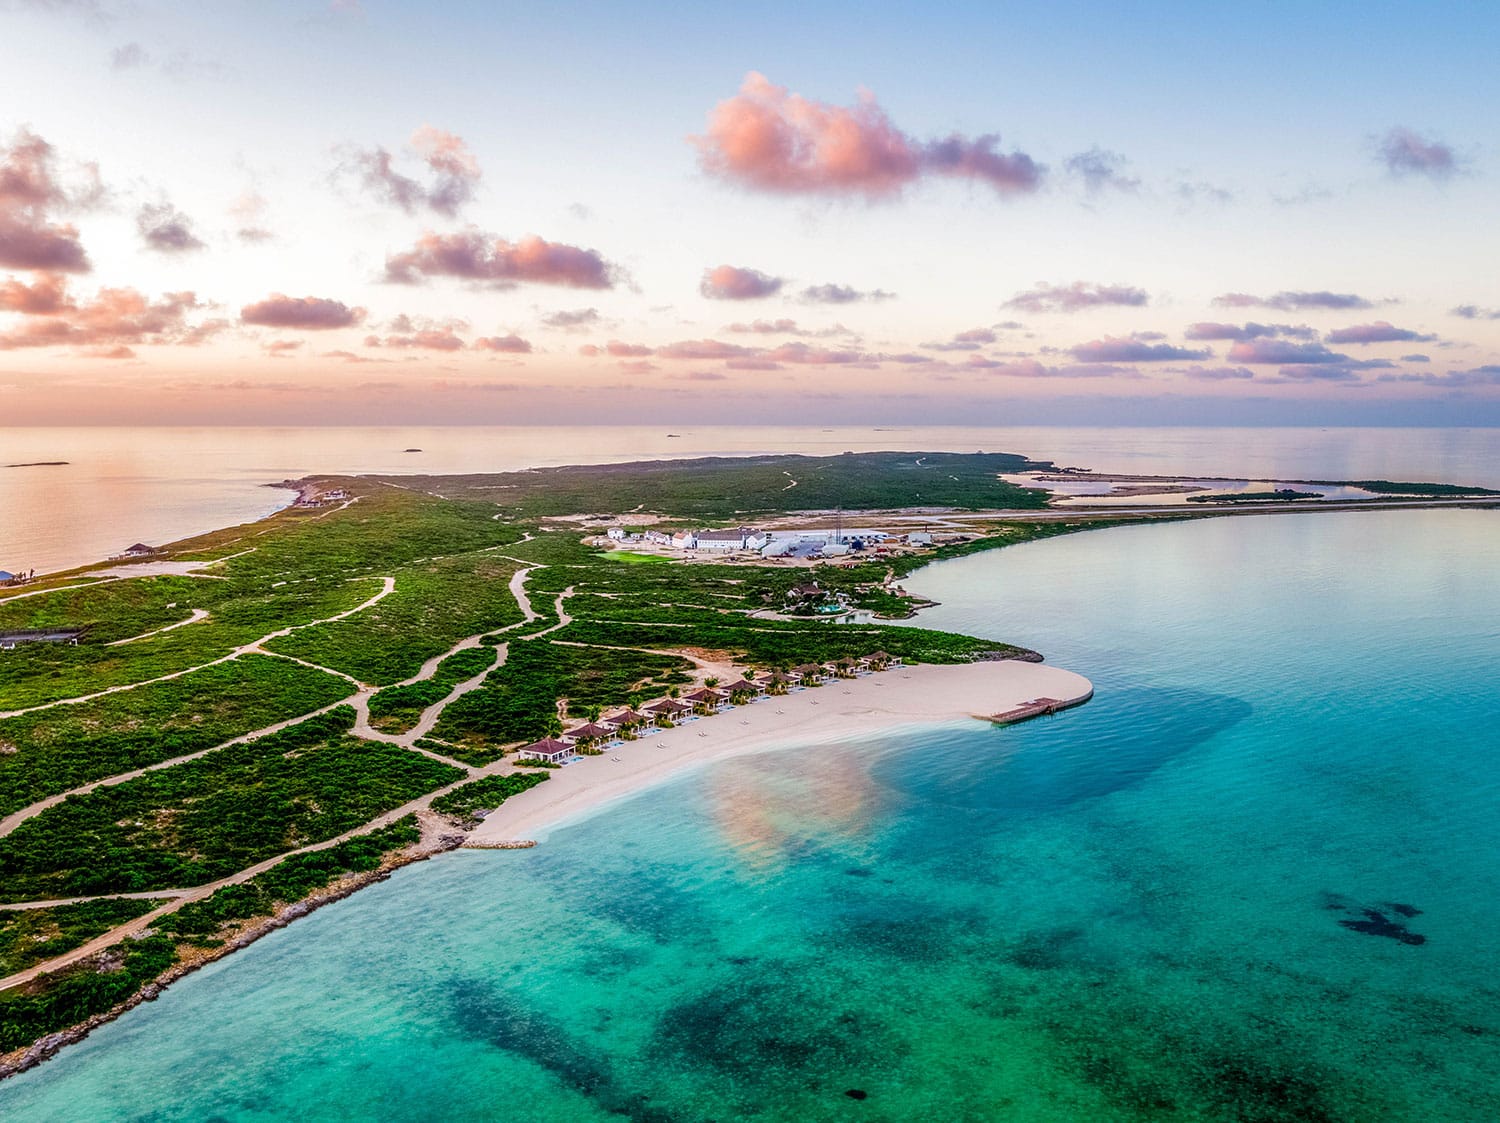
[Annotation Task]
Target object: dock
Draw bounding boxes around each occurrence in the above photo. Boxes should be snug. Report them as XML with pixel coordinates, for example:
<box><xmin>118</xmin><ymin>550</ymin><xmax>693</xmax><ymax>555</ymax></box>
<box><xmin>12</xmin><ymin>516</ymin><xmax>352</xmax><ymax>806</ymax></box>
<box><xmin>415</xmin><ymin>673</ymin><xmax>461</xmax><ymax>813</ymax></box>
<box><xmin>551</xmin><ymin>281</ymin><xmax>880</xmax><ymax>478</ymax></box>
<box><xmin>987</xmin><ymin>690</ymin><xmax>1093</xmax><ymax>725</ymax></box>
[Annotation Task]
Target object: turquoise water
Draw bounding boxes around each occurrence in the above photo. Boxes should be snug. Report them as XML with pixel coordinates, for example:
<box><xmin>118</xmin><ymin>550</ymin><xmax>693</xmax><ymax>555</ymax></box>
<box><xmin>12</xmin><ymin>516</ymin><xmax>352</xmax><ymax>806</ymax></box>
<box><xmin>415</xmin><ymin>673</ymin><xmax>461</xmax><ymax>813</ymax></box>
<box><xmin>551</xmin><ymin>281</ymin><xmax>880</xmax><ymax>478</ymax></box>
<box><xmin>3</xmin><ymin>508</ymin><xmax>1499</xmax><ymax>1120</ymax></box>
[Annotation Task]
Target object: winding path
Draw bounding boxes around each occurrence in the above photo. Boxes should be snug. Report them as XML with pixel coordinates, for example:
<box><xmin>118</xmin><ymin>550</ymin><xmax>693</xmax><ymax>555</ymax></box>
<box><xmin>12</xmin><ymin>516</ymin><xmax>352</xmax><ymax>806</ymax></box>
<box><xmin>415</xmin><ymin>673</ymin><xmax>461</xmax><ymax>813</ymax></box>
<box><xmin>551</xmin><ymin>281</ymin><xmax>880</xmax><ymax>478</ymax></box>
<box><xmin>0</xmin><ymin>577</ymin><xmax>394</xmax><ymax>720</ymax></box>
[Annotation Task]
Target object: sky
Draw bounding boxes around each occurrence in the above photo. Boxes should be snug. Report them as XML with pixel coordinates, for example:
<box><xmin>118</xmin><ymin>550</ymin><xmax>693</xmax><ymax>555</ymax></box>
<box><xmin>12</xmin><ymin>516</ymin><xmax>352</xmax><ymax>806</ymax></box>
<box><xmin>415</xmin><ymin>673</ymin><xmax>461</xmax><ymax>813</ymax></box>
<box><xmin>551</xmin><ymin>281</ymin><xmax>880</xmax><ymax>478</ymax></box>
<box><xmin>2</xmin><ymin>0</ymin><xmax>1499</xmax><ymax>426</ymax></box>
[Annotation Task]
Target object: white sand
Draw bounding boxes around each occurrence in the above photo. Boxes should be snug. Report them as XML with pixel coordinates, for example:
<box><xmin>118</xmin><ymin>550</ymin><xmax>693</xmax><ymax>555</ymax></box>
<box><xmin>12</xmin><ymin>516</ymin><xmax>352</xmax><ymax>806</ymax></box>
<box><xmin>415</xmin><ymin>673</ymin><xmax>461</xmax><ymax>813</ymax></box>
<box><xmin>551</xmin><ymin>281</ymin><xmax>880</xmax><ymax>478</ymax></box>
<box><xmin>465</xmin><ymin>660</ymin><xmax>1093</xmax><ymax>845</ymax></box>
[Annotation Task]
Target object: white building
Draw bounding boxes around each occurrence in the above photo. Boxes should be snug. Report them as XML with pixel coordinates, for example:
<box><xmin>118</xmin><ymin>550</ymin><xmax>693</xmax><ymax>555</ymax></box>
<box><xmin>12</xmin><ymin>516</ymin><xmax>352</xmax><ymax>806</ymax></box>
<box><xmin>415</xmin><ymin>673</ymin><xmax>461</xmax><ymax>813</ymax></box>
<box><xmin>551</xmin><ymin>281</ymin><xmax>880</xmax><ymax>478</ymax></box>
<box><xmin>606</xmin><ymin>527</ymin><xmax>628</xmax><ymax>541</ymax></box>
<box><xmin>671</xmin><ymin>531</ymin><xmax>699</xmax><ymax>549</ymax></box>
<box><xmin>695</xmin><ymin>530</ymin><xmax>747</xmax><ymax>551</ymax></box>
<box><xmin>760</xmin><ymin>539</ymin><xmax>796</xmax><ymax>558</ymax></box>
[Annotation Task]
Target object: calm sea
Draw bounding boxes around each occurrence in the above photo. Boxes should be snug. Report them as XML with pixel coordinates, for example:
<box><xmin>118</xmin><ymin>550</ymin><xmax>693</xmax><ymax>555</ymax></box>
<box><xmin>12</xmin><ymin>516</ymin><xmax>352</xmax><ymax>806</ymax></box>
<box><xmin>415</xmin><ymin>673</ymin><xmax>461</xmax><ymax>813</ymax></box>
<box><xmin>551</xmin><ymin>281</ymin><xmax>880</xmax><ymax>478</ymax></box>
<box><xmin>2</xmin><ymin>425</ymin><xmax>1498</xmax><ymax>574</ymax></box>
<box><xmin>2</xmin><ymin>506</ymin><xmax>1497</xmax><ymax>1121</ymax></box>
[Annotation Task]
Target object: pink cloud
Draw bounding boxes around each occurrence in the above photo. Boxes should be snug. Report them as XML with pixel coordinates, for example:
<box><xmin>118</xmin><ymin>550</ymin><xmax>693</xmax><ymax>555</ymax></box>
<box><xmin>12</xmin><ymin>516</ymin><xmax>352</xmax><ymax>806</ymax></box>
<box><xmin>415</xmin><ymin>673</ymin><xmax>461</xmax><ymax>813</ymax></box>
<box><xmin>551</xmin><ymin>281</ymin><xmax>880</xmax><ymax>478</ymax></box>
<box><xmin>656</xmin><ymin>338</ymin><xmax>756</xmax><ymax>360</ymax></box>
<box><xmin>1227</xmin><ymin>339</ymin><xmax>1347</xmax><ymax>364</ymax></box>
<box><xmin>384</xmin><ymin>230</ymin><xmax>617</xmax><ymax>288</ymax></box>
<box><xmin>264</xmin><ymin>340</ymin><xmax>303</xmax><ymax>358</ymax></box>
<box><xmin>692</xmin><ymin>72</ymin><xmax>1041</xmax><ymax>200</ymax></box>
<box><xmin>1324</xmin><ymin>321</ymin><xmax>1435</xmax><ymax>345</ymax></box>
<box><xmin>1184</xmin><ymin>321</ymin><xmax>1314</xmax><ymax>341</ymax></box>
<box><xmin>241</xmin><ymin>294</ymin><xmax>366</xmax><ymax>329</ymax></box>
<box><xmin>0</xmin><ymin>129</ymin><xmax>101</xmax><ymax>273</ymax></box>
<box><xmin>1003</xmin><ymin>281</ymin><xmax>1148</xmax><ymax>313</ymax></box>
<box><xmin>342</xmin><ymin>125</ymin><xmax>482</xmax><ymax>216</ymax></box>
<box><xmin>1378</xmin><ymin>127</ymin><xmax>1457</xmax><ymax>180</ymax></box>
<box><xmin>473</xmin><ymin>333</ymin><xmax>533</xmax><ymax>353</ymax></box>
<box><xmin>1213</xmin><ymin>290</ymin><xmax>1374</xmax><ymax>311</ymax></box>
<box><xmin>365</xmin><ymin>327</ymin><xmax>466</xmax><ymax>351</ymax></box>
<box><xmin>0</xmin><ymin>271</ymin><xmax>70</xmax><ymax>314</ymax></box>
<box><xmin>136</xmin><ymin>201</ymin><xmax>205</xmax><ymax>254</ymax></box>
<box><xmin>0</xmin><ymin>286</ymin><xmax>201</xmax><ymax>351</ymax></box>
<box><xmin>1070</xmin><ymin>336</ymin><xmax>1210</xmax><ymax>362</ymax></box>
<box><xmin>700</xmin><ymin>264</ymin><xmax>783</xmax><ymax>300</ymax></box>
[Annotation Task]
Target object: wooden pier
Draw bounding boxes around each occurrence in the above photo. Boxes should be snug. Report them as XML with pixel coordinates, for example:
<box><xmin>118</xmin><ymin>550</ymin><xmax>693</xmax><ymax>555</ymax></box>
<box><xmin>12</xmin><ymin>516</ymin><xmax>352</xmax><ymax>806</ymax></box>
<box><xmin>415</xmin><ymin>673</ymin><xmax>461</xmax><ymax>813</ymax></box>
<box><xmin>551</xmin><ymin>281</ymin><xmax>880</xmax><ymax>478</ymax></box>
<box><xmin>987</xmin><ymin>689</ymin><xmax>1093</xmax><ymax>726</ymax></box>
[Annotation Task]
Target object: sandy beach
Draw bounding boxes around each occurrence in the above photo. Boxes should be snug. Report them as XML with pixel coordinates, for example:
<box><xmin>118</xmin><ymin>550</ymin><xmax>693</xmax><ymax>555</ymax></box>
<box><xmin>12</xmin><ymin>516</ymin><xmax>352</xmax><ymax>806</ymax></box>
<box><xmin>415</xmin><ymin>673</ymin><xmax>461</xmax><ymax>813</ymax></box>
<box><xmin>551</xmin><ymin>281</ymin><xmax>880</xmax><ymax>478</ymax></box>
<box><xmin>466</xmin><ymin>660</ymin><xmax>1093</xmax><ymax>845</ymax></box>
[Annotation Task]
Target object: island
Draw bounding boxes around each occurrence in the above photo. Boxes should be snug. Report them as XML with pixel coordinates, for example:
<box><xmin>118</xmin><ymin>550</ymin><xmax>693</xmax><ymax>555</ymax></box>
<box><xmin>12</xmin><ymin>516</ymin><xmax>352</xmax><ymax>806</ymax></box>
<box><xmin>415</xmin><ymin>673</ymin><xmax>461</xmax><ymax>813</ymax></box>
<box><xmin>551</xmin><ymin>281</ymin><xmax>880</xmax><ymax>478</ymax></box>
<box><xmin>1</xmin><ymin>450</ymin><xmax>1495</xmax><ymax>1078</ymax></box>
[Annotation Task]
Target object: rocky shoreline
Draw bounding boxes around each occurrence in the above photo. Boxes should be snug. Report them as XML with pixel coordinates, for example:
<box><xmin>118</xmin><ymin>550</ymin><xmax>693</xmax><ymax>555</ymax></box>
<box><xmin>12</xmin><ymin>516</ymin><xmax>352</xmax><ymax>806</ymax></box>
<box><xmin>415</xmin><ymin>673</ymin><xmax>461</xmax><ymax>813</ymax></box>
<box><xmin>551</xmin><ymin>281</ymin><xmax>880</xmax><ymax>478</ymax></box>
<box><xmin>0</xmin><ymin>832</ymin><xmax>465</xmax><ymax>1082</ymax></box>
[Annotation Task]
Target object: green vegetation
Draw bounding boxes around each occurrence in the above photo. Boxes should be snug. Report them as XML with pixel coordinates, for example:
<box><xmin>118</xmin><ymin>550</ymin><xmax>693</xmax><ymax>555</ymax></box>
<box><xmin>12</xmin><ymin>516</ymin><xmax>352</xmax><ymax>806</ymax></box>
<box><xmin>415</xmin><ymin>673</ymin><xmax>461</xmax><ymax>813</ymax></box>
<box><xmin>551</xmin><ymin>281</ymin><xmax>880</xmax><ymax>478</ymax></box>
<box><xmin>1187</xmin><ymin>489</ymin><xmax>1321</xmax><ymax>503</ymax></box>
<box><xmin>156</xmin><ymin>817</ymin><xmax>421</xmax><ymax>944</ymax></box>
<box><xmin>0</xmin><ymin>709</ymin><xmax>461</xmax><ymax>902</ymax></box>
<box><xmin>0</xmin><ymin>577</ymin><xmax>379</xmax><ymax>711</ymax></box>
<box><xmin>1310</xmin><ymin>479</ymin><xmax>1500</xmax><ymax>497</ymax></box>
<box><xmin>0</xmin><ymin>655</ymin><xmax>352</xmax><ymax>818</ymax></box>
<box><xmin>365</xmin><ymin>450</ymin><xmax>1054</xmax><ymax>518</ymax></box>
<box><xmin>266</xmin><ymin>555</ymin><xmax>524</xmax><ymax>684</ymax></box>
<box><xmin>0</xmin><ymin>898</ymin><xmax>157</xmax><ymax>976</ymax></box>
<box><xmin>0</xmin><ymin>933</ymin><xmax>177</xmax><ymax>1054</ymax></box>
<box><xmin>365</xmin><ymin>647</ymin><xmax>498</xmax><ymax>733</ymax></box>
<box><xmin>595</xmin><ymin>550</ymin><xmax>671</xmax><ymax>564</ymax></box>
<box><xmin>433</xmin><ymin>642</ymin><xmax>692</xmax><ymax>759</ymax></box>
<box><xmin>429</xmin><ymin>772</ymin><xmax>550</xmax><ymax>828</ymax></box>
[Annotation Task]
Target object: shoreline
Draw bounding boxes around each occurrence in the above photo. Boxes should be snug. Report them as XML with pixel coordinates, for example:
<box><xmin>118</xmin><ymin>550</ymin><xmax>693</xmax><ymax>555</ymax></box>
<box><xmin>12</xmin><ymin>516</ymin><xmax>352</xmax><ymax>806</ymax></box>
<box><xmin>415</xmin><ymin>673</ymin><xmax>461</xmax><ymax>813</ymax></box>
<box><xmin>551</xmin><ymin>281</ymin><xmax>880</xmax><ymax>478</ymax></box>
<box><xmin>466</xmin><ymin>660</ymin><xmax>1094</xmax><ymax>846</ymax></box>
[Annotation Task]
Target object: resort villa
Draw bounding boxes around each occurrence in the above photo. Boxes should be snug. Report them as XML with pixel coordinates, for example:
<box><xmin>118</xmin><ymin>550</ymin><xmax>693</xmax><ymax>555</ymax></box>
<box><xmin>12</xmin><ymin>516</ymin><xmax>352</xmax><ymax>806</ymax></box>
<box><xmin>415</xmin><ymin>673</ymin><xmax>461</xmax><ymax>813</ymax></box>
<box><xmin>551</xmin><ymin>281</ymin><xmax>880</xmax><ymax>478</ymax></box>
<box><xmin>506</xmin><ymin>651</ymin><xmax>907</xmax><ymax>767</ymax></box>
<box><xmin>520</xmin><ymin>738</ymin><xmax>576</xmax><ymax>764</ymax></box>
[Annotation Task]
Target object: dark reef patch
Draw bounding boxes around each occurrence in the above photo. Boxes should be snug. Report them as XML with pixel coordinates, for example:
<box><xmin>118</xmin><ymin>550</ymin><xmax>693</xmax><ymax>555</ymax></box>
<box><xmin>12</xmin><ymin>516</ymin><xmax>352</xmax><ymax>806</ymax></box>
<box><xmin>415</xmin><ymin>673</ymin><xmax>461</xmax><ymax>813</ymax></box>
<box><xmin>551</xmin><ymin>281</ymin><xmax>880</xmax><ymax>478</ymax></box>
<box><xmin>650</xmin><ymin>969</ymin><xmax>898</xmax><ymax>1100</ymax></box>
<box><xmin>1338</xmin><ymin>909</ymin><xmax>1426</xmax><ymax>945</ymax></box>
<box><xmin>447</xmin><ymin>977</ymin><xmax>681</xmax><ymax>1123</ymax></box>
<box><xmin>1321</xmin><ymin>894</ymin><xmax>1427</xmax><ymax>945</ymax></box>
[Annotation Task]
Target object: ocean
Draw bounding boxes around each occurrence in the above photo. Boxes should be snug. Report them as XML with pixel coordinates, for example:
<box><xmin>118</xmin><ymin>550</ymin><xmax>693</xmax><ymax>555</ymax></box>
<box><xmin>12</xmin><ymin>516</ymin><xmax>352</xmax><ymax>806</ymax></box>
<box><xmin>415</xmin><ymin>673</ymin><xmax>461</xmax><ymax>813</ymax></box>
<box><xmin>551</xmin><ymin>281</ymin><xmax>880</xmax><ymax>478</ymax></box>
<box><xmin>2</xmin><ymin>505</ymin><xmax>1497</xmax><ymax>1121</ymax></box>
<box><xmin>2</xmin><ymin>425</ymin><xmax>1498</xmax><ymax>574</ymax></box>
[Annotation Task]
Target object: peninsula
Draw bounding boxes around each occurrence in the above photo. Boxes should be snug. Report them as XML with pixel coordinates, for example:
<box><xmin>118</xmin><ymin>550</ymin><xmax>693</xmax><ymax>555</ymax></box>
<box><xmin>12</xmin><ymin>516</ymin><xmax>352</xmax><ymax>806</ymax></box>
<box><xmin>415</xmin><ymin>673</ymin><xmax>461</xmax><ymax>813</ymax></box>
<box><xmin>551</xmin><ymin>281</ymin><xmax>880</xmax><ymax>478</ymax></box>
<box><xmin>1</xmin><ymin>450</ymin><xmax>1493</xmax><ymax>1078</ymax></box>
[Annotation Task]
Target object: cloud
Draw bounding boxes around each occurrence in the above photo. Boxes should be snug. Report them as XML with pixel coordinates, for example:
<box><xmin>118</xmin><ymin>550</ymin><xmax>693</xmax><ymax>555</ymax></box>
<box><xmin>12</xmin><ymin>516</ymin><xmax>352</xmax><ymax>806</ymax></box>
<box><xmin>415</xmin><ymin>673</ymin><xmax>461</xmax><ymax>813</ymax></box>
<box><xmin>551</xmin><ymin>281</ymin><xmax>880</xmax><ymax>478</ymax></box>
<box><xmin>263</xmin><ymin>339</ymin><xmax>302</xmax><ymax>357</ymax></box>
<box><xmin>0</xmin><ymin>271</ymin><xmax>70</xmax><ymax>314</ymax></box>
<box><xmin>799</xmin><ymin>282</ymin><xmax>894</xmax><ymax>304</ymax></box>
<box><xmin>1401</xmin><ymin>353</ymin><xmax>1430</xmax><ymax>363</ymax></box>
<box><xmin>0</xmin><ymin>285</ymin><xmax>202</xmax><ymax>351</ymax></box>
<box><xmin>1184</xmin><ymin>321</ymin><xmax>1315</xmax><ymax>341</ymax></box>
<box><xmin>692</xmin><ymin>71</ymin><xmax>1042</xmax><ymax>200</ymax></box>
<box><xmin>1378</xmin><ymin>127</ymin><xmax>1457</xmax><ymax>180</ymax></box>
<box><xmin>136</xmin><ymin>201</ymin><xmax>205</xmax><ymax>253</ymax></box>
<box><xmin>1064</xmin><ymin>147</ymin><xmax>1138</xmax><ymax>195</ymax></box>
<box><xmin>1324</xmin><ymin>321</ymin><xmax>1436</xmax><ymax>345</ymax></box>
<box><xmin>1451</xmin><ymin>304</ymin><xmax>1500</xmax><ymax>320</ymax></box>
<box><xmin>110</xmin><ymin>41</ymin><xmax>149</xmax><ymax>69</ymax></box>
<box><xmin>365</xmin><ymin>326</ymin><xmax>465</xmax><ymax>351</ymax></box>
<box><xmin>726</xmin><ymin>318</ymin><xmax>801</xmax><ymax>334</ymax></box>
<box><xmin>473</xmin><ymin>333</ymin><xmax>532</xmax><ymax>353</ymax></box>
<box><xmin>579</xmin><ymin>339</ymin><xmax>654</xmax><ymax>357</ymax></box>
<box><xmin>384</xmin><ymin>230</ymin><xmax>617</xmax><ymax>288</ymax></box>
<box><xmin>1378</xmin><ymin>364</ymin><xmax>1500</xmax><ymax>388</ymax></box>
<box><xmin>1184</xmin><ymin>365</ymin><xmax>1257</xmax><ymax>381</ymax></box>
<box><xmin>764</xmin><ymin>341</ymin><xmax>867</xmax><ymax>364</ymax></box>
<box><xmin>700</xmin><ymin>264</ymin><xmax>783</xmax><ymax>300</ymax></box>
<box><xmin>341</xmin><ymin>125</ymin><xmax>481</xmax><ymax>216</ymax></box>
<box><xmin>1213</xmin><ymin>290</ymin><xmax>1375</xmax><ymax>311</ymax></box>
<box><xmin>655</xmin><ymin>338</ymin><xmax>756</xmax><ymax>360</ymax></box>
<box><xmin>241</xmin><ymin>293</ymin><xmax>365</xmax><ymax>329</ymax></box>
<box><xmin>1003</xmin><ymin>281</ymin><xmax>1148</xmax><ymax>314</ymax></box>
<box><xmin>1070</xmin><ymin>335</ymin><xmax>1211</xmax><ymax>362</ymax></box>
<box><xmin>1227</xmin><ymin>339</ymin><xmax>1348</xmax><ymax>364</ymax></box>
<box><xmin>540</xmin><ymin>307</ymin><xmax>600</xmax><ymax>329</ymax></box>
<box><xmin>922</xmin><ymin>327</ymin><xmax>997</xmax><ymax>351</ymax></box>
<box><xmin>0</xmin><ymin>128</ymin><xmax>98</xmax><ymax>272</ymax></box>
<box><xmin>228</xmin><ymin>192</ymin><xmax>273</xmax><ymax>243</ymax></box>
